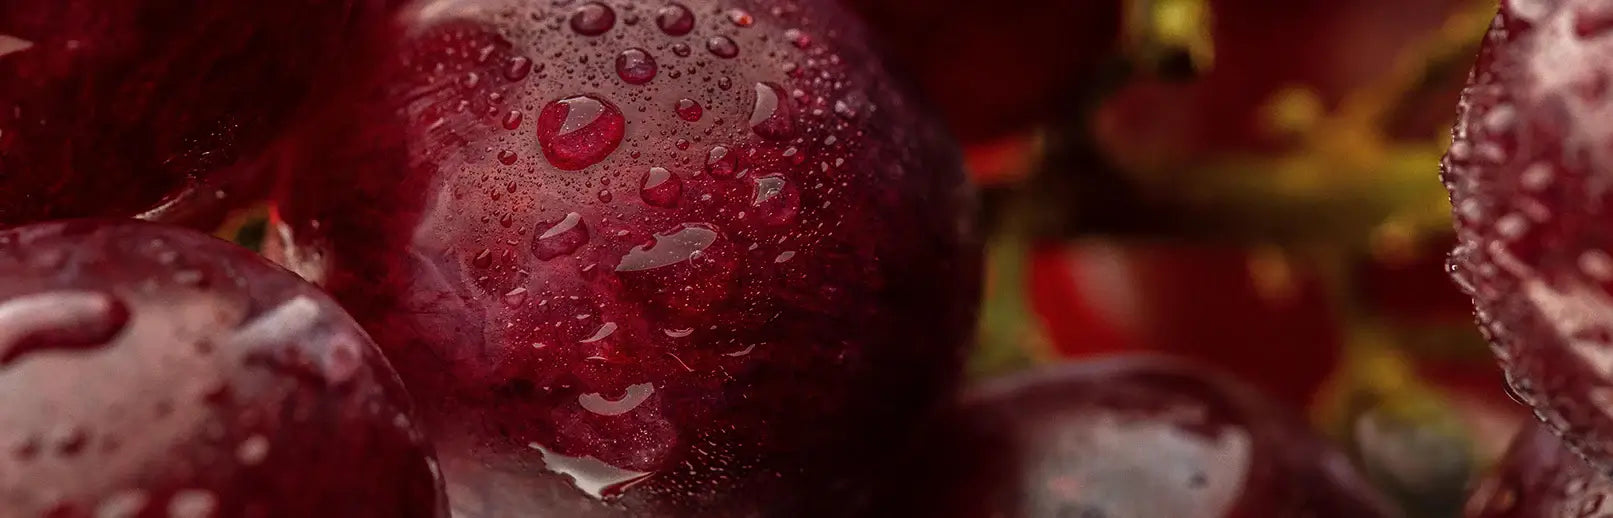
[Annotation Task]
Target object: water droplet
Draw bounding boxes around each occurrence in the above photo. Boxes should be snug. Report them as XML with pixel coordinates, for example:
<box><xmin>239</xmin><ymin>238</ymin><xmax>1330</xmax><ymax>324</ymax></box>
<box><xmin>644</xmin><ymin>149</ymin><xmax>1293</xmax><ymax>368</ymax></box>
<box><xmin>0</xmin><ymin>291</ymin><xmax>128</xmax><ymax>366</ymax></box>
<box><xmin>536</xmin><ymin>95</ymin><xmax>626</xmax><ymax>170</ymax></box>
<box><xmin>705</xmin><ymin>146</ymin><xmax>737</xmax><ymax>177</ymax></box>
<box><xmin>528</xmin><ymin>442</ymin><xmax>654</xmax><ymax>500</ymax></box>
<box><xmin>641</xmin><ymin>167</ymin><xmax>683</xmax><ymax>208</ymax></box>
<box><xmin>503</xmin><ymin>110</ymin><xmax>524</xmax><ymax>130</ymax></box>
<box><xmin>503</xmin><ymin>287</ymin><xmax>530</xmax><ymax>307</ymax></box>
<box><xmin>472</xmin><ymin>249</ymin><xmax>494</xmax><ymax>268</ymax></box>
<box><xmin>96</xmin><ymin>490</ymin><xmax>149</xmax><ymax>518</ymax></box>
<box><xmin>675</xmin><ymin>98</ymin><xmax>703</xmax><ymax>121</ymax></box>
<box><xmin>579</xmin><ymin>382</ymin><xmax>654</xmax><ymax>416</ymax></box>
<box><xmin>784</xmin><ymin>29</ymin><xmax>812</xmax><ymax>49</ymax></box>
<box><xmin>655</xmin><ymin>4</ymin><xmax>695</xmax><ymax>36</ymax></box>
<box><xmin>579</xmin><ymin>322</ymin><xmax>619</xmax><ymax>344</ymax></box>
<box><xmin>671</xmin><ymin>43</ymin><xmax>691</xmax><ymax>57</ymax></box>
<box><xmin>0</xmin><ymin>34</ymin><xmax>35</xmax><ymax>59</ymax></box>
<box><xmin>168</xmin><ymin>490</ymin><xmax>217</xmax><ymax>518</ymax></box>
<box><xmin>775</xmin><ymin>251</ymin><xmax>796</xmax><ymax>263</ymax></box>
<box><xmin>617</xmin><ymin>224</ymin><xmax>720</xmax><ymax>272</ymax></box>
<box><xmin>749</xmin><ymin>83</ymin><xmax>794</xmax><ymax>140</ymax></box>
<box><xmin>727</xmin><ymin>9</ymin><xmax>754</xmax><ymax>27</ymax></box>
<box><xmin>237</xmin><ymin>435</ymin><xmax>270</xmax><ymax>465</ymax></box>
<box><xmin>570</xmin><ymin>2</ymin><xmax>617</xmax><ymax>36</ymax></box>
<box><xmin>706</xmin><ymin>36</ymin><xmax>739</xmax><ymax>58</ymax></box>
<box><xmin>505</xmin><ymin>56</ymin><xmax>533</xmax><ymax>81</ymax></box>
<box><xmin>663</xmin><ymin>327</ymin><xmax>694</xmax><ymax>338</ymax></box>
<box><xmin>534</xmin><ymin>212</ymin><xmax>590</xmax><ymax>260</ymax></box>
<box><xmin>498</xmin><ymin>150</ymin><xmax>519</xmax><ymax>165</ymax></box>
<box><xmin>615</xmin><ymin>48</ymin><xmax>657</xmax><ymax>85</ymax></box>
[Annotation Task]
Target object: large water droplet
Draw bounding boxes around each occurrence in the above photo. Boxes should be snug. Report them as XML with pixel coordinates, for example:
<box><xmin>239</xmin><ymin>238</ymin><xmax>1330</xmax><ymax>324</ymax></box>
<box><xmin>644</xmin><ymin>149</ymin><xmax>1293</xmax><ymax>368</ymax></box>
<box><xmin>640</xmin><ymin>167</ymin><xmax>683</xmax><ymax>208</ymax></box>
<box><xmin>705</xmin><ymin>146</ymin><xmax>737</xmax><ymax>177</ymax></box>
<box><xmin>617</xmin><ymin>224</ymin><xmax>720</xmax><ymax>272</ymax></box>
<box><xmin>534</xmin><ymin>212</ymin><xmax>590</xmax><ymax>260</ymax></box>
<box><xmin>706</xmin><ymin>36</ymin><xmax>739</xmax><ymax>58</ymax></box>
<box><xmin>579</xmin><ymin>383</ymin><xmax>654</xmax><ymax>416</ymax></box>
<box><xmin>615</xmin><ymin>48</ymin><xmax>657</xmax><ymax>85</ymax></box>
<box><xmin>655</xmin><ymin>4</ymin><xmax>695</xmax><ymax>36</ymax></box>
<box><xmin>0</xmin><ymin>291</ymin><xmax>128</xmax><ymax>366</ymax></box>
<box><xmin>749</xmin><ymin>83</ymin><xmax>794</xmax><ymax>140</ymax></box>
<box><xmin>570</xmin><ymin>2</ymin><xmax>617</xmax><ymax>36</ymax></box>
<box><xmin>537</xmin><ymin>95</ymin><xmax>626</xmax><ymax>170</ymax></box>
<box><xmin>528</xmin><ymin>442</ymin><xmax>654</xmax><ymax>500</ymax></box>
<box><xmin>675</xmin><ymin>98</ymin><xmax>703</xmax><ymax>122</ymax></box>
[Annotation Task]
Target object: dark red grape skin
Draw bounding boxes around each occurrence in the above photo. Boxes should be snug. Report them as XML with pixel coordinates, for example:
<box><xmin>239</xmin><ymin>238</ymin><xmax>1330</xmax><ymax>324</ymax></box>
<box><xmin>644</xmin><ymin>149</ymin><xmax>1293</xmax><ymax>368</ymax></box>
<box><xmin>1465</xmin><ymin>424</ymin><xmax>1613</xmax><ymax>517</ymax></box>
<box><xmin>1442</xmin><ymin>0</ymin><xmax>1613</xmax><ymax>474</ymax></box>
<box><xmin>0</xmin><ymin>0</ymin><xmax>393</xmax><ymax>228</ymax></box>
<box><xmin>267</xmin><ymin>0</ymin><xmax>980</xmax><ymax>516</ymax></box>
<box><xmin>866</xmin><ymin>355</ymin><xmax>1402</xmax><ymax>518</ymax></box>
<box><xmin>0</xmin><ymin>220</ymin><xmax>446</xmax><ymax>517</ymax></box>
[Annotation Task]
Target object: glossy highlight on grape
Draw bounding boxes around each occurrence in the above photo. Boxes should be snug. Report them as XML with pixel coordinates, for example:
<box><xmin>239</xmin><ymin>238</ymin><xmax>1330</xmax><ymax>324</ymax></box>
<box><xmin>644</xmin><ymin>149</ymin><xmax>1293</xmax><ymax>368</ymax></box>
<box><xmin>0</xmin><ymin>220</ymin><xmax>446</xmax><ymax>518</ymax></box>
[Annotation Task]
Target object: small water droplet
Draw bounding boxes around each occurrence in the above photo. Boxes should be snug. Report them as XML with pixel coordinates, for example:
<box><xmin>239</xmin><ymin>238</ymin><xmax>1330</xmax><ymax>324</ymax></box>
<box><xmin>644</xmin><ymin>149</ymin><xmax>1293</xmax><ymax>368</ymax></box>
<box><xmin>775</xmin><ymin>251</ymin><xmax>796</xmax><ymax>263</ymax></box>
<box><xmin>503</xmin><ymin>287</ymin><xmax>530</xmax><ymax>307</ymax></box>
<box><xmin>784</xmin><ymin>29</ymin><xmax>812</xmax><ymax>48</ymax></box>
<box><xmin>570</xmin><ymin>2</ymin><xmax>617</xmax><ymax>36</ymax></box>
<box><xmin>615</xmin><ymin>48</ymin><xmax>657</xmax><ymax>85</ymax></box>
<box><xmin>0</xmin><ymin>291</ymin><xmax>128</xmax><ymax>366</ymax></box>
<box><xmin>537</xmin><ymin>95</ymin><xmax>626</xmax><ymax>170</ymax></box>
<box><xmin>663</xmin><ymin>327</ymin><xmax>694</xmax><ymax>338</ymax></box>
<box><xmin>706</xmin><ymin>36</ymin><xmax>739</xmax><ymax>58</ymax></box>
<box><xmin>237</xmin><ymin>435</ymin><xmax>271</xmax><ymax>465</ymax></box>
<box><xmin>498</xmin><ymin>150</ymin><xmax>519</xmax><ymax>165</ymax></box>
<box><xmin>675</xmin><ymin>98</ymin><xmax>703</xmax><ymax>121</ymax></box>
<box><xmin>655</xmin><ymin>3</ymin><xmax>695</xmax><ymax>36</ymax></box>
<box><xmin>472</xmin><ymin>249</ymin><xmax>494</xmax><ymax>268</ymax></box>
<box><xmin>671</xmin><ymin>43</ymin><xmax>691</xmax><ymax>57</ymax></box>
<box><xmin>96</xmin><ymin>490</ymin><xmax>149</xmax><ymax>518</ymax></box>
<box><xmin>727</xmin><ymin>9</ymin><xmax>754</xmax><ymax>26</ymax></box>
<box><xmin>505</xmin><ymin>56</ymin><xmax>534</xmax><ymax>81</ymax></box>
<box><xmin>749</xmin><ymin>83</ymin><xmax>794</xmax><ymax>140</ymax></box>
<box><xmin>580</xmin><ymin>322</ymin><xmax>619</xmax><ymax>344</ymax></box>
<box><xmin>534</xmin><ymin>212</ymin><xmax>590</xmax><ymax>260</ymax></box>
<box><xmin>168</xmin><ymin>490</ymin><xmax>218</xmax><ymax>518</ymax></box>
<box><xmin>503</xmin><ymin>110</ymin><xmax>524</xmax><ymax>130</ymax></box>
<box><xmin>617</xmin><ymin>224</ymin><xmax>720</xmax><ymax>272</ymax></box>
<box><xmin>641</xmin><ymin>167</ymin><xmax>683</xmax><ymax>208</ymax></box>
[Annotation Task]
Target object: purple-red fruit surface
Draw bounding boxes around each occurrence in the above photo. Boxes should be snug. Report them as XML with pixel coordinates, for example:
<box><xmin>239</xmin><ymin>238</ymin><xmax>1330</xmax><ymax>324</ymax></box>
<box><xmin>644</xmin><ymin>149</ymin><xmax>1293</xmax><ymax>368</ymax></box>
<box><xmin>869</xmin><ymin>356</ymin><xmax>1401</xmax><ymax>518</ymax></box>
<box><xmin>1443</xmin><ymin>0</ymin><xmax>1613</xmax><ymax>474</ymax></box>
<box><xmin>268</xmin><ymin>0</ymin><xmax>979</xmax><ymax>516</ymax></box>
<box><xmin>1466</xmin><ymin>424</ymin><xmax>1613</xmax><ymax>517</ymax></box>
<box><xmin>0</xmin><ymin>0</ymin><xmax>389</xmax><ymax>227</ymax></box>
<box><xmin>0</xmin><ymin>220</ymin><xmax>445</xmax><ymax>517</ymax></box>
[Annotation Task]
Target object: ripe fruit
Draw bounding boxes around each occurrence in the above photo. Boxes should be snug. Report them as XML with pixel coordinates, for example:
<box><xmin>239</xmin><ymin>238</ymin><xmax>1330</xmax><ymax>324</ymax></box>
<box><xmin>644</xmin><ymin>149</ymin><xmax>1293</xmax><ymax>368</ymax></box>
<box><xmin>1465</xmin><ymin>424</ymin><xmax>1613</xmax><ymax>517</ymax></box>
<box><xmin>1442</xmin><ymin>0</ymin><xmax>1613</xmax><ymax>473</ymax></box>
<box><xmin>868</xmin><ymin>355</ymin><xmax>1400</xmax><ymax>518</ymax></box>
<box><xmin>847</xmin><ymin>0</ymin><xmax>1123</xmax><ymax>141</ymax></box>
<box><xmin>0</xmin><ymin>220</ymin><xmax>445</xmax><ymax>517</ymax></box>
<box><xmin>0</xmin><ymin>0</ymin><xmax>388</xmax><ymax>227</ymax></box>
<box><xmin>269</xmin><ymin>0</ymin><xmax>979</xmax><ymax>516</ymax></box>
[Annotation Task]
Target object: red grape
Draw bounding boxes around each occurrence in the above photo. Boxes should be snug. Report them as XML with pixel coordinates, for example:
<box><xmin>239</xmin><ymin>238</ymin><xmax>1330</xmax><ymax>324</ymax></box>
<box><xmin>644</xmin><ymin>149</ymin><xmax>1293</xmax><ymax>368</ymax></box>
<box><xmin>1442</xmin><ymin>0</ymin><xmax>1613</xmax><ymax>473</ymax></box>
<box><xmin>268</xmin><ymin>0</ymin><xmax>979</xmax><ymax>516</ymax></box>
<box><xmin>0</xmin><ymin>0</ymin><xmax>392</xmax><ymax>227</ymax></box>
<box><xmin>868</xmin><ymin>355</ymin><xmax>1401</xmax><ymax>518</ymax></box>
<box><xmin>0</xmin><ymin>220</ymin><xmax>445</xmax><ymax>517</ymax></box>
<box><xmin>847</xmin><ymin>0</ymin><xmax>1124</xmax><ymax>141</ymax></box>
<box><xmin>1466</xmin><ymin>424</ymin><xmax>1613</xmax><ymax>517</ymax></box>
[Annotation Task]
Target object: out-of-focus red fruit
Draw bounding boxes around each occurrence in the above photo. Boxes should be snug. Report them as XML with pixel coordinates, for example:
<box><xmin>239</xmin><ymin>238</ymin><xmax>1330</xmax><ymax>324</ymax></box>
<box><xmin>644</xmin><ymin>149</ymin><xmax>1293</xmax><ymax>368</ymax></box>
<box><xmin>0</xmin><ymin>220</ymin><xmax>445</xmax><ymax>517</ymax></box>
<box><xmin>1030</xmin><ymin>243</ymin><xmax>1341</xmax><ymax>409</ymax></box>
<box><xmin>847</xmin><ymin>0</ymin><xmax>1123</xmax><ymax>141</ymax></box>
<box><xmin>1465</xmin><ymin>424</ymin><xmax>1613</xmax><ymax>517</ymax></box>
<box><xmin>1443</xmin><ymin>0</ymin><xmax>1613</xmax><ymax>474</ymax></box>
<box><xmin>0</xmin><ymin>0</ymin><xmax>392</xmax><ymax>228</ymax></box>
<box><xmin>269</xmin><ymin>0</ymin><xmax>979</xmax><ymax>516</ymax></box>
<box><xmin>868</xmin><ymin>355</ymin><xmax>1402</xmax><ymax>518</ymax></box>
<box><xmin>1099</xmin><ymin>0</ymin><xmax>1470</xmax><ymax>165</ymax></box>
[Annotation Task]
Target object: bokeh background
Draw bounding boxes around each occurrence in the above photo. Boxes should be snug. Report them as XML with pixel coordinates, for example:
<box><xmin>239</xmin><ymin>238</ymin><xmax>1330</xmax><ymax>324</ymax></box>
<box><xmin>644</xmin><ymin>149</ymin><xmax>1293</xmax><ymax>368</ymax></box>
<box><xmin>842</xmin><ymin>0</ymin><xmax>1515</xmax><ymax>515</ymax></box>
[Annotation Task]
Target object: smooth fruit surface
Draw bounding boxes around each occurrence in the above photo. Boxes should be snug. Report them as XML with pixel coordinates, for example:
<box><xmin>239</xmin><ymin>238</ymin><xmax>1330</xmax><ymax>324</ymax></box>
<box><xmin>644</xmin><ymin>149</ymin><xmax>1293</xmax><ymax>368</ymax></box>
<box><xmin>270</xmin><ymin>0</ymin><xmax>979</xmax><ymax>516</ymax></box>
<box><xmin>0</xmin><ymin>220</ymin><xmax>445</xmax><ymax>517</ymax></box>
<box><xmin>1442</xmin><ymin>0</ymin><xmax>1613</xmax><ymax>473</ymax></box>
<box><xmin>0</xmin><ymin>0</ymin><xmax>386</xmax><ymax>227</ymax></box>
<box><xmin>868</xmin><ymin>355</ymin><xmax>1400</xmax><ymax>518</ymax></box>
<box><xmin>1465</xmin><ymin>424</ymin><xmax>1613</xmax><ymax>517</ymax></box>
